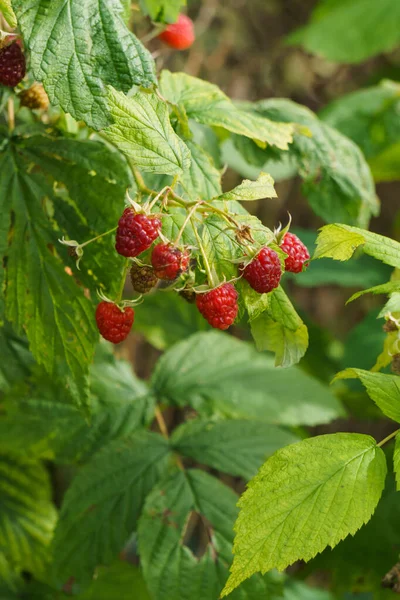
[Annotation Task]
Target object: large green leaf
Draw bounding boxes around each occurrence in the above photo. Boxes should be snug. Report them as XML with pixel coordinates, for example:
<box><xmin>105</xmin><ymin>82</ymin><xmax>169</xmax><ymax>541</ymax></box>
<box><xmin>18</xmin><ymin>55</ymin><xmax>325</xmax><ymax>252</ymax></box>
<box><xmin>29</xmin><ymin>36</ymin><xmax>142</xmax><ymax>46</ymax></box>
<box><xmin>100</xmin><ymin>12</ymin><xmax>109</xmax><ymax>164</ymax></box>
<box><xmin>151</xmin><ymin>332</ymin><xmax>344</xmax><ymax>426</ymax></box>
<box><xmin>394</xmin><ymin>435</ymin><xmax>400</xmax><ymax>490</ymax></box>
<box><xmin>0</xmin><ymin>325</ymin><xmax>33</xmax><ymax>394</ymax></box>
<box><xmin>139</xmin><ymin>0</ymin><xmax>185</xmax><ymax>23</ymax></box>
<box><xmin>288</xmin><ymin>0</ymin><xmax>400</xmax><ymax>64</ymax></box>
<box><xmin>222</xmin><ymin>433</ymin><xmax>387</xmax><ymax>595</ymax></box>
<box><xmin>249</xmin><ymin>99</ymin><xmax>378</xmax><ymax>226</ymax></box>
<box><xmin>104</xmin><ymin>87</ymin><xmax>191</xmax><ymax>175</ymax></box>
<box><xmin>138</xmin><ymin>468</ymin><xmax>278</xmax><ymax>600</ymax></box>
<box><xmin>180</xmin><ymin>140</ymin><xmax>222</xmax><ymax>200</ymax></box>
<box><xmin>77</xmin><ymin>562</ymin><xmax>151</xmax><ymax>600</ymax></box>
<box><xmin>171</xmin><ymin>419</ymin><xmax>300</xmax><ymax>479</ymax></box>
<box><xmin>0</xmin><ymin>453</ymin><xmax>57</xmax><ymax>577</ymax></box>
<box><xmin>159</xmin><ymin>70</ymin><xmax>294</xmax><ymax>150</ymax></box>
<box><xmin>0</xmin><ymin>144</ymin><xmax>98</xmax><ymax>408</ymax></box>
<box><xmin>52</xmin><ymin>431</ymin><xmax>171</xmax><ymax>583</ymax></box>
<box><xmin>13</xmin><ymin>0</ymin><xmax>156</xmax><ymax>129</ymax></box>
<box><xmin>320</xmin><ymin>81</ymin><xmax>400</xmax><ymax>182</ymax></box>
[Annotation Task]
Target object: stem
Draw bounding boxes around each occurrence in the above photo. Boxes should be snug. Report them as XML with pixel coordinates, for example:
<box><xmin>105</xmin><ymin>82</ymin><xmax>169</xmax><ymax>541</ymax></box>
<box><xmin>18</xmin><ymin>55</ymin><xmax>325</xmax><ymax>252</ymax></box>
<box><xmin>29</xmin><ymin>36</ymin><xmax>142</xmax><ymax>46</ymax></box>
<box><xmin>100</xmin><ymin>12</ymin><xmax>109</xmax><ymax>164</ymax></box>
<box><xmin>116</xmin><ymin>259</ymin><xmax>130</xmax><ymax>303</ymax></box>
<box><xmin>377</xmin><ymin>429</ymin><xmax>399</xmax><ymax>447</ymax></box>
<box><xmin>7</xmin><ymin>97</ymin><xmax>15</xmax><ymax>133</ymax></box>
<box><xmin>175</xmin><ymin>202</ymin><xmax>202</xmax><ymax>245</ymax></box>
<box><xmin>191</xmin><ymin>218</ymin><xmax>216</xmax><ymax>287</ymax></box>
<box><xmin>80</xmin><ymin>226</ymin><xmax>117</xmax><ymax>248</ymax></box>
<box><xmin>154</xmin><ymin>406</ymin><xmax>185</xmax><ymax>470</ymax></box>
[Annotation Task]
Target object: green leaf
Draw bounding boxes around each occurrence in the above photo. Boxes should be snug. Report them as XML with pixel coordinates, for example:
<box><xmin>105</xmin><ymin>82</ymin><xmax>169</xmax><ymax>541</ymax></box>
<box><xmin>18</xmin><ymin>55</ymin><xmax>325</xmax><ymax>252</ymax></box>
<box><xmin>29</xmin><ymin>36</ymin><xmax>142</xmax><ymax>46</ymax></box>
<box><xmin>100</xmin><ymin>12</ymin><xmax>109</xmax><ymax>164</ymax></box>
<box><xmin>0</xmin><ymin>453</ymin><xmax>57</xmax><ymax>577</ymax></box>
<box><xmin>394</xmin><ymin>435</ymin><xmax>400</xmax><ymax>491</ymax></box>
<box><xmin>315</xmin><ymin>224</ymin><xmax>400</xmax><ymax>268</ymax></box>
<box><xmin>222</xmin><ymin>433</ymin><xmax>387</xmax><ymax>596</ymax></box>
<box><xmin>347</xmin><ymin>281</ymin><xmax>400</xmax><ymax>304</ymax></box>
<box><xmin>139</xmin><ymin>0</ymin><xmax>185</xmax><ymax>23</ymax></box>
<box><xmin>288</xmin><ymin>0</ymin><xmax>400</xmax><ymax>64</ymax></box>
<box><xmin>0</xmin><ymin>553</ymin><xmax>22</xmax><ymax>595</ymax></box>
<box><xmin>151</xmin><ymin>332</ymin><xmax>344</xmax><ymax>426</ymax></box>
<box><xmin>334</xmin><ymin>369</ymin><xmax>400</xmax><ymax>423</ymax></box>
<box><xmin>251</xmin><ymin>99</ymin><xmax>378</xmax><ymax>226</ymax></box>
<box><xmin>0</xmin><ymin>146</ymin><xmax>98</xmax><ymax>409</ymax></box>
<box><xmin>77</xmin><ymin>562</ymin><xmax>151</xmax><ymax>600</ymax></box>
<box><xmin>0</xmin><ymin>325</ymin><xmax>33</xmax><ymax>394</ymax></box>
<box><xmin>52</xmin><ymin>431</ymin><xmax>171</xmax><ymax>583</ymax></box>
<box><xmin>215</xmin><ymin>172</ymin><xmax>277</xmax><ymax>202</ymax></box>
<box><xmin>171</xmin><ymin>419</ymin><xmax>300</xmax><ymax>479</ymax></box>
<box><xmin>13</xmin><ymin>0</ymin><xmax>156</xmax><ymax>129</ymax></box>
<box><xmin>0</xmin><ymin>0</ymin><xmax>17</xmax><ymax>27</ymax></box>
<box><xmin>159</xmin><ymin>70</ymin><xmax>294</xmax><ymax>150</ymax></box>
<box><xmin>138</xmin><ymin>468</ymin><xmax>277</xmax><ymax>600</ymax></box>
<box><xmin>180</xmin><ymin>140</ymin><xmax>222</xmax><ymax>200</ymax></box>
<box><xmin>320</xmin><ymin>81</ymin><xmax>400</xmax><ymax>182</ymax></box>
<box><xmin>201</xmin><ymin>214</ymin><xmax>240</xmax><ymax>281</ymax></box>
<box><xmin>104</xmin><ymin>88</ymin><xmax>191</xmax><ymax>175</ymax></box>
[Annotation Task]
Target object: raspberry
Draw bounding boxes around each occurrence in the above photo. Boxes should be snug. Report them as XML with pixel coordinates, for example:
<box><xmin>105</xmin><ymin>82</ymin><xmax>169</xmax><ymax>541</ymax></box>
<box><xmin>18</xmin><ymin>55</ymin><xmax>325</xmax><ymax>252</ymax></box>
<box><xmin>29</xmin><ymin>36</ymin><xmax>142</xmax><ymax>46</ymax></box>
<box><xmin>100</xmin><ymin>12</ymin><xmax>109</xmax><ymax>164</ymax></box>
<box><xmin>280</xmin><ymin>232</ymin><xmax>310</xmax><ymax>274</ymax></box>
<box><xmin>0</xmin><ymin>42</ymin><xmax>26</xmax><ymax>87</ymax></box>
<box><xmin>158</xmin><ymin>14</ymin><xmax>195</xmax><ymax>50</ymax></box>
<box><xmin>95</xmin><ymin>301</ymin><xmax>134</xmax><ymax>344</ymax></box>
<box><xmin>241</xmin><ymin>247</ymin><xmax>282</xmax><ymax>294</ymax></box>
<box><xmin>115</xmin><ymin>208</ymin><xmax>161</xmax><ymax>258</ymax></box>
<box><xmin>196</xmin><ymin>283</ymin><xmax>238</xmax><ymax>330</ymax></box>
<box><xmin>130</xmin><ymin>263</ymin><xmax>158</xmax><ymax>294</ymax></box>
<box><xmin>19</xmin><ymin>83</ymin><xmax>49</xmax><ymax>110</ymax></box>
<box><xmin>151</xmin><ymin>243</ymin><xmax>190</xmax><ymax>280</ymax></box>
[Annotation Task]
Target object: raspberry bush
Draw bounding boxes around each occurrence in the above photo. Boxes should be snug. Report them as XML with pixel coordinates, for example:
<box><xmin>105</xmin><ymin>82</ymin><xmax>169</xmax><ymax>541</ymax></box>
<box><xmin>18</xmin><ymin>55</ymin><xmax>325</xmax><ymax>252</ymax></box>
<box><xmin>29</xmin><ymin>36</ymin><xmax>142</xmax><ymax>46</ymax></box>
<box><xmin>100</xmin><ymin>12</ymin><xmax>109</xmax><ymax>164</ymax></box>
<box><xmin>1</xmin><ymin>1</ymin><xmax>400</xmax><ymax>599</ymax></box>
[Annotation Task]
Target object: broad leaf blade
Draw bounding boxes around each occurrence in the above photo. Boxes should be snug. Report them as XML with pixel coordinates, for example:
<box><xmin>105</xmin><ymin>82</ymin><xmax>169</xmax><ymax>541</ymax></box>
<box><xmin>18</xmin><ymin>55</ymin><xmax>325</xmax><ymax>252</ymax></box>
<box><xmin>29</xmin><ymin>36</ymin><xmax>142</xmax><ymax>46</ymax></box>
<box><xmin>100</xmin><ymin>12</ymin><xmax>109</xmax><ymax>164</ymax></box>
<box><xmin>222</xmin><ymin>433</ymin><xmax>387</xmax><ymax>595</ymax></box>
<box><xmin>13</xmin><ymin>0</ymin><xmax>156</xmax><ymax>129</ymax></box>
<box><xmin>180</xmin><ymin>140</ymin><xmax>222</xmax><ymax>199</ymax></box>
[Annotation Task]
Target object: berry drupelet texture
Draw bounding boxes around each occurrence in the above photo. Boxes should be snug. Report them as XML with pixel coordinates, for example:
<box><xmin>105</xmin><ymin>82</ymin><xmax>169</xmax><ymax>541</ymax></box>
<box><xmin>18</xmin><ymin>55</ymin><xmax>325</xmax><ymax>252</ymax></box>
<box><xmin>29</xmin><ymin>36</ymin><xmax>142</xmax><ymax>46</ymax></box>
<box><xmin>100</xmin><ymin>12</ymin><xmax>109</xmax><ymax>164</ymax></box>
<box><xmin>280</xmin><ymin>232</ymin><xmax>310</xmax><ymax>273</ymax></box>
<box><xmin>95</xmin><ymin>302</ymin><xmax>134</xmax><ymax>344</ymax></box>
<box><xmin>115</xmin><ymin>208</ymin><xmax>161</xmax><ymax>258</ymax></box>
<box><xmin>158</xmin><ymin>14</ymin><xmax>195</xmax><ymax>50</ymax></box>
<box><xmin>151</xmin><ymin>243</ymin><xmax>190</xmax><ymax>280</ymax></box>
<box><xmin>130</xmin><ymin>264</ymin><xmax>158</xmax><ymax>294</ymax></box>
<box><xmin>196</xmin><ymin>283</ymin><xmax>238</xmax><ymax>330</ymax></box>
<box><xmin>0</xmin><ymin>42</ymin><xmax>26</xmax><ymax>87</ymax></box>
<box><xmin>19</xmin><ymin>83</ymin><xmax>49</xmax><ymax>110</ymax></box>
<box><xmin>241</xmin><ymin>247</ymin><xmax>282</xmax><ymax>294</ymax></box>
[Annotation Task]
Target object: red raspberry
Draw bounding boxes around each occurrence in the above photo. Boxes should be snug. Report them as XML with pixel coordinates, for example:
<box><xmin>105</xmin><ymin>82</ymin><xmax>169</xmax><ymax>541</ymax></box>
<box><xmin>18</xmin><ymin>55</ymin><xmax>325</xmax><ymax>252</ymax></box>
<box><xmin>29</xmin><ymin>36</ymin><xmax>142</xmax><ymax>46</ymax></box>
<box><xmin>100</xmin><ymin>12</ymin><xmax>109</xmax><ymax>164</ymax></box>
<box><xmin>0</xmin><ymin>42</ymin><xmax>26</xmax><ymax>87</ymax></box>
<box><xmin>158</xmin><ymin>14</ymin><xmax>195</xmax><ymax>50</ymax></box>
<box><xmin>196</xmin><ymin>283</ymin><xmax>238</xmax><ymax>330</ymax></box>
<box><xmin>115</xmin><ymin>208</ymin><xmax>161</xmax><ymax>258</ymax></box>
<box><xmin>130</xmin><ymin>263</ymin><xmax>158</xmax><ymax>293</ymax></box>
<box><xmin>241</xmin><ymin>247</ymin><xmax>282</xmax><ymax>294</ymax></box>
<box><xmin>151</xmin><ymin>243</ymin><xmax>190</xmax><ymax>280</ymax></box>
<box><xmin>280</xmin><ymin>232</ymin><xmax>310</xmax><ymax>273</ymax></box>
<box><xmin>95</xmin><ymin>301</ymin><xmax>134</xmax><ymax>344</ymax></box>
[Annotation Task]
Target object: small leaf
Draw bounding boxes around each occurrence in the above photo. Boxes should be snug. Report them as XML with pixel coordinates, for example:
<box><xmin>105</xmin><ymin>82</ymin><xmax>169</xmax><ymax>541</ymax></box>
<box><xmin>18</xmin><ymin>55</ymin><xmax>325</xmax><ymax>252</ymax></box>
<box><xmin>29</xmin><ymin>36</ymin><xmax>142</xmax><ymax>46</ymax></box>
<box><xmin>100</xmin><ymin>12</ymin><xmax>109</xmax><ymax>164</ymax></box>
<box><xmin>215</xmin><ymin>171</ymin><xmax>277</xmax><ymax>202</ymax></box>
<box><xmin>13</xmin><ymin>0</ymin><xmax>156</xmax><ymax>129</ymax></box>
<box><xmin>104</xmin><ymin>87</ymin><xmax>191</xmax><ymax>176</ymax></box>
<box><xmin>334</xmin><ymin>369</ymin><xmax>400</xmax><ymax>423</ymax></box>
<box><xmin>171</xmin><ymin>419</ymin><xmax>300</xmax><ymax>479</ymax></box>
<box><xmin>0</xmin><ymin>0</ymin><xmax>17</xmax><ymax>27</ymax></box>
<box><xmin>222</xmin><ymin>433</ymin><xmax>387</xmax><ymax>595</ymax></box>
<box><xmin>347</xmin><ymin>281</ymin><xmax>400</xmax><ymax>304</ymax></box>
<box><xmin>139</xmin><ymin>0</ymin><xmax>186</xmax><ymax>23</ymax></box>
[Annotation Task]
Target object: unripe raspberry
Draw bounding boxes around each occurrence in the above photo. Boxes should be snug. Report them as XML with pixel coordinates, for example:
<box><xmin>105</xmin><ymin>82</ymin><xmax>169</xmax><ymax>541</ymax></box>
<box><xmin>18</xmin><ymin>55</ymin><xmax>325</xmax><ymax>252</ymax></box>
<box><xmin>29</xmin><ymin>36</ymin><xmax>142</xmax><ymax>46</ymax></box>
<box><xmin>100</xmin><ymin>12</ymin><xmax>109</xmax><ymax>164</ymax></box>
<box><xmin>95</xmin><ymin>302</ymin><xmax>134</xmax><ymax>344</ymax></box>
<box><xmin>19</xmin><ymin>83</ymin><xmax>49</xmax><ymax>110</ymax></box>
<box><xmin>241</xmin><ymin>247</ymin><xmax>282</xmax><ymax>294</ymax></box>
<box><xmin>158</xmin><ymin>14</ymin><xmax>195</xmax><ymax>50</ymax></box>
<box><xmin>115</xmin><ymin>208</ymin><xmax>161</xmax><ymax>258</ymax></box>
<box><xmin>196</xmin><ymin>283</ymin><xmax>238</xmax><ymax>330</ymax></box>
<box><xmin>0</xmin><ymin>41</ymin><xmax>26</xmax><ymax>87</ymax></box>
<box><xmin>151</xmin><ymin>243</ymin><xmax>190</xmax><ymax>280</ymax></box>
<box><xmin>280</xmin><ymin>232</ymin><xmax>310</xmax><ymax>273</ymax></box>
<box><xmin>130</xmin><ymin>263</ymin><xmax>158</xmax><ymax>294</ymax></box>
<box><xmin>179</xmin><ymin>288</ymin><xmax>196</xmax><ymax>304</ymax></box>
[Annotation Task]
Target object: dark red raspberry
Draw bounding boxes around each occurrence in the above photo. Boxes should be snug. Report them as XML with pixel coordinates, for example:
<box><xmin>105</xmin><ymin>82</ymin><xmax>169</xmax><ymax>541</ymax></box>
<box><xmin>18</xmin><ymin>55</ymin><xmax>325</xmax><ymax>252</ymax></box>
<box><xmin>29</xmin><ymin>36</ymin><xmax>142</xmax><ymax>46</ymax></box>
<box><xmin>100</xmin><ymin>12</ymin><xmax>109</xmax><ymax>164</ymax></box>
<box><xmin>158</xmin><ymin>14</ymin><xmax>195</xmax><ymax>50</ymax></box>
<box><xmin>241</xmin><ymin>247</ymin><xmax>282</xmax><ymax>294</ymax></box>
<box><xmin>0</xmin><ymin>42</ymin><xmax>26</xmax><ymax>87</ymax></box>
<box><xmin>280</xmin><ymin>232</ymin><xmax>310</xmax><ymax>273</ymax></box>
<box><xmin>130</xmin><ymin>263</ymin><xmax>158</xmax><ymax>294</ymax></box>
<box><xmin>115</xmin><ymin>208</ymin><xmax>161</xmax><ymax>258</ymax></box>
<box><xmin>95</xmin><ymin>301</ymin><xmax>134</xmax><ymax>344</ymax></box>
<box><xmin>196</xmin><ymin>283</ymin><xmax>238</xmax><ymax>330</ymax></box>
<box><xmin>151</xmin><ymin>243</ymin><xmax>190</xmax><ymax>280</ymax></box>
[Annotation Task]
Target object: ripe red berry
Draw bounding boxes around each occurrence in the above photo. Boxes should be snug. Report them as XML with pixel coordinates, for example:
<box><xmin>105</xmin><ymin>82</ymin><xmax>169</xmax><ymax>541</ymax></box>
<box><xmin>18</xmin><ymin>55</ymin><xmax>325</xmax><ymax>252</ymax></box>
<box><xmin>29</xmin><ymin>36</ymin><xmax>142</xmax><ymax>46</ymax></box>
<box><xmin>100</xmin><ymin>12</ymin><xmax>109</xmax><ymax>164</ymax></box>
<box><xmin>241</xmin><ymin>247</ymin><xmax>282</xmax><ymax>294</ymax></box>
<box><xmin>158</xmin><ymin>14</ymin><xmax>195</xmax><ymax>50</ymax></box>
<box><xmin>130</xmin><ymin>263</ymin><xmax>158</xmax><ymax>294</ymax></box>
<box><xmin>115</xmin><ymin>208</ymin><xmax>161</xmax><ymax>258</ymax></box>
<box><xmin>0</xmin><ymin>41</ymin><xmax>26</xmax><ymax>87</ymax></box>
<box><xmin>95</xmin><ymin>301</ymin><xmax>134</xmax><ymax>344</ymax></box>
<box><xmin>151</xmin><ymin>243</ymin><xmax>190</xmax><ymax>280</ymax></box>
<box><xmin>196</xmin><ymin>283</ymin><xmax>238</xmax><ymax>330</ymax></box>
<box><xmin>280</xmin><ymin>232</ymin><xmax>310</xmax><ymax>273</ymax></box>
